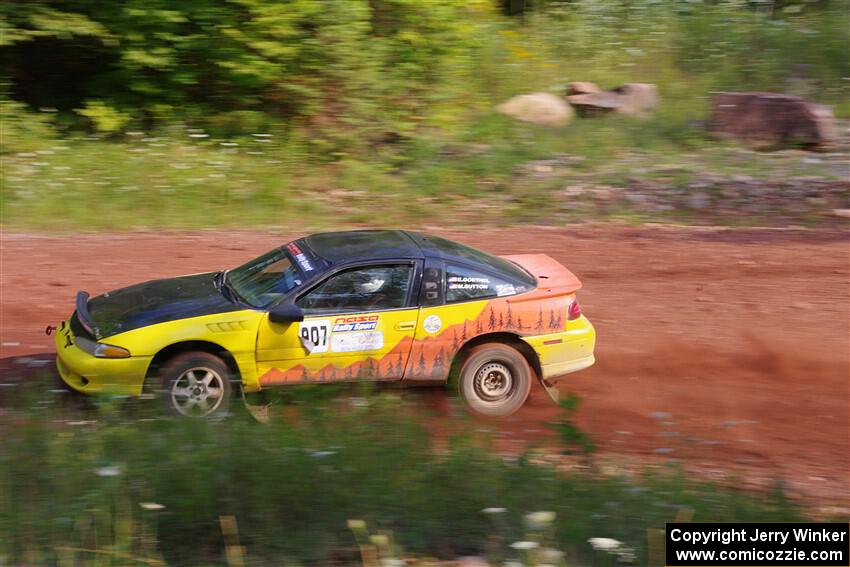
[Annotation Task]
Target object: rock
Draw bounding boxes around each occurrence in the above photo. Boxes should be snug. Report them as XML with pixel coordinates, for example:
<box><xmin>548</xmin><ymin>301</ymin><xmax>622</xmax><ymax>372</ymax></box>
<box><xmin>687</xmin><ymin>192</ymin><xmax>711</xmax><ymax>209</ymax></box>
<box><xmin>708</xmin><ymin>92</ymin><xmax>837</xmax><ymax>150</ymax></box>
<box><xmin>566</xmin><ymin>81</ymin><xmax>602</xmax><ymax>96</ymax></box>
<box><xmin>832</xmin><ymin>209</ymin><xmax>850</xmax><ymax>218</ymax></box>
<box><xmin>567</xmin><ymin>83</ymin><xmax>659</xmax><ymax>117</ymax></box>
<box><xmin>497</xmin><ymin>93</ymin><xmax>574</xmax><ymax>127</ymax></box>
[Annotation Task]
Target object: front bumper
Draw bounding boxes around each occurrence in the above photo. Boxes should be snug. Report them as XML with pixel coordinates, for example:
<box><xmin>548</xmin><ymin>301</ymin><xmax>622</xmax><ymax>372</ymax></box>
<box><xmin>523</xmin><ymin>315</ymin><xmax>596</xmax><ymax>380</ymax></box>
<box><xmin>54</xmin><ymin>321</ymin><xmax>151</xmax><ymax>396</ymax></box>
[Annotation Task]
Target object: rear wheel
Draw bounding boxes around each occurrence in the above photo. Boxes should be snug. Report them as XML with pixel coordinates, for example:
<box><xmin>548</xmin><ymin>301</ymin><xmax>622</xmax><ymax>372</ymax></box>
<box><xmin>160</xmin><ymin>352</ymin><xmax>233</xmax><ymax>418</ymax></box>
<box><xmin>458</xmin><ymin>343</ymin><xmax>532</xmax><ymax>417</ymax></box>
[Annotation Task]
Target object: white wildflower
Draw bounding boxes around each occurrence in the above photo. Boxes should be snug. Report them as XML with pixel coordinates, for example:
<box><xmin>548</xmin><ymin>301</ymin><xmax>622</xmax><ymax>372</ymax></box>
<box><xmin>482</xmin><ymin>507</ymin><xmax>507</xmax><ymax>514</ymax></box>
<box><xmin>139</xmin><ymin>502</ymin><xmax>165</xmax><ymax>511</ymax></box>
<box><xmin>95</xmin><ymin>465</ymin><xmax>121</xmax><ymax>477</ymax></box>
<box><xmin>309</xmin><ymin>450</ymin><xmax>336</xmax><ymax>458</ymax></box>
<box><xmin>589</xmin><ymin>537</ymin><xmax>622</xmax><ymax>551</ymax></box>
<box><xmin>524</xmin><ymin>510</ymin><xmax>556</xmax><ymax>528</ymax></box>
<box><xmin>510</xmin><ymin>541</ymin><xmax>539</xmax><ymax>550</ymax></box>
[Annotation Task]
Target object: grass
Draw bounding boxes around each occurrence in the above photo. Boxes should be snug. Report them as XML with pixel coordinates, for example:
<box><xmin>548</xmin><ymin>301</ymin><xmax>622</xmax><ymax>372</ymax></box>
<box><xmin>0</xmin><ymin>117</ymin><xmax>845</xmax><ymax>231</ymax></box>
<box><xmin>0</xmin><ymin>378</ymin><xmax>812</xmax><ymax>566</ymax></box>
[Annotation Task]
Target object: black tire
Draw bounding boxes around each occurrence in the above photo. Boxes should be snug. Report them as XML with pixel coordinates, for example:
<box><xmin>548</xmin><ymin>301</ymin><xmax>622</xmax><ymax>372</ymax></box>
<box><xmin>458</xmin><ymin>343</ymin><xmax>532</xmax><ymax>417</ymax></box>
<box><xmin>159</xmin><ymin>351</ymin><xmax>233</xmax><ymax>418</ymax></box>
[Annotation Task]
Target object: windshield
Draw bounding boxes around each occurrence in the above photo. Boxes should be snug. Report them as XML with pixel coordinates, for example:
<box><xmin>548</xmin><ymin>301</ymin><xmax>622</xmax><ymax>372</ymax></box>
<box><xmin>225</xmin><ymin>248</ymin><xmax>303</xmax><ymax>308</ymax></box>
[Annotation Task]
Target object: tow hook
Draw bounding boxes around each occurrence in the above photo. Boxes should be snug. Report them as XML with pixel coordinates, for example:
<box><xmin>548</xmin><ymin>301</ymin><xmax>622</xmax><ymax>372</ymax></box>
<box><xmin>45</xmin><ymin>325</ymin><xmax>57</xmax><ymax>336</ymax></box>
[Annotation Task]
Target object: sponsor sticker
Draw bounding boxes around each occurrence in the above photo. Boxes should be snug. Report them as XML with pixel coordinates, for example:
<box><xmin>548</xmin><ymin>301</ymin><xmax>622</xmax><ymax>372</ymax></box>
<box><xmin>287</xmin><ymin>243</ymin><xmax>314</xmax><ymax>272</ymax></box>
<box><xmin>331</xmin><ymin>331</ymin><xmax>384</xmax><ymax>353</ymax></box>
<box><xmin>332</xmin><ymin>314</ymin><xmax>379</xmax><ymax>333</ymax></box>
<box><xmin>495</xmin><ymin>283</ymin><xmax>516</xmax><ymax>296</ymax></box>
<box><xmin>447</xmin><ymin>275</ymin><xmax>490</xmax><ymax>291</ymax></box>
<box><xmin>423</xmin><ymin>314</ymin><xmax>442</xmax><ymax>334</ymax></box>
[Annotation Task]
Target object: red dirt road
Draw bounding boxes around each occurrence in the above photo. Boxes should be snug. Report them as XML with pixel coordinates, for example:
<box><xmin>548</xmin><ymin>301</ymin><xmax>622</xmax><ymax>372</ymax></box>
<box><xmin>1</xmin><ymin>225</ymin><xmax>848</xmax><ymax>512</ymax></box>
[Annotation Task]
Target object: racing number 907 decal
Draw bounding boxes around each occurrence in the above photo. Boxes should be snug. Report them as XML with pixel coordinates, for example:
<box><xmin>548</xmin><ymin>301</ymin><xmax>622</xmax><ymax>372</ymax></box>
<box><xmin>299</xmin><ymin>315</ymin><xmax>384</xmax><ymax>354</ymax></box>
<box><xmin>299</xmin><ymin>320</ymin><xmax>330</xmax><ymax>353</ymax></box>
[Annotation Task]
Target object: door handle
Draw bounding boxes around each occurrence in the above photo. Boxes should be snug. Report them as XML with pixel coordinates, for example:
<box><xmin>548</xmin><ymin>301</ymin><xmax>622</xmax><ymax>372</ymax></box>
<box><xmin>395</xmin><ymin>321</ymin><xmax>416</xmax><ymax>331</ymax></box>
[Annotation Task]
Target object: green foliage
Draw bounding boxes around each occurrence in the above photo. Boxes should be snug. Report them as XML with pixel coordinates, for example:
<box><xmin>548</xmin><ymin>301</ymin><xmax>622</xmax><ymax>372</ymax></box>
<box><xmin>550</xmin><ymin>392</ymin><xmax>597</xmax><ymax>455</ymax></box>
<box><xmin>2</xmin><ymin>0</ymin><xmax>846</xmax><ymax>140</ymax></box>
<box><xmin>0</xmin><ymin>98</ymin><xmax>56</xmax><ymax>154</ymax></box>
<box><xmin>76</xmin><ymin>100</ymin><xmax>131</xmax><ymax>133</ymax></box>
<box><xmin>0</xmin><ymin>384</ymin><xmax>805</xmax><ymax>565</ymax></box>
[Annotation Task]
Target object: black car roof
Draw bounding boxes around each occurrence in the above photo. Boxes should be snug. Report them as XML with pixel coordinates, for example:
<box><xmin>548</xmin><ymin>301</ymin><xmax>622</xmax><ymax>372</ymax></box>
<box><xmin>303</xmin><ymin>230</ymin><xmax>424</xmax><ymax>263</ymax></box>
<box><xmin>300</xmin><ymin>230</ymin><xmax>535</xmax><ymax>286</ymax></box>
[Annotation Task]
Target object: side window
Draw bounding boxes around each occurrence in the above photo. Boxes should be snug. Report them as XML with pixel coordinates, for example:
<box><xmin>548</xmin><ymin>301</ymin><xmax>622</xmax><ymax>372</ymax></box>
<box><xmin>445</xmin><ymin>264</ymin><xmax>517</xmax><ymax>303</ymax></box>
<box><xmin>296</xmin><ymin>264</ymin><xmax>413</xmax><ymax>313</ymax></box>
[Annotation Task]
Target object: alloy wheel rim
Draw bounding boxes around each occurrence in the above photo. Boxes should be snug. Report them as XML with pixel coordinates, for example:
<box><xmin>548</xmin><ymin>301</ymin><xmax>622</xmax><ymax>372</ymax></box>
<box><xmin>170</xmin><ymin>367</ymin><xmax>225</xmax><ymax>417</ymax></box>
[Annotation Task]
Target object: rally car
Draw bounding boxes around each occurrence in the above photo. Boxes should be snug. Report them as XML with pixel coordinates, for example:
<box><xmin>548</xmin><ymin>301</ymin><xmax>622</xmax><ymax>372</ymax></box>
<box><xmin>53</xmin><ymin>230</ymin><xmax>595</xmax><ymax>418</ymax></box>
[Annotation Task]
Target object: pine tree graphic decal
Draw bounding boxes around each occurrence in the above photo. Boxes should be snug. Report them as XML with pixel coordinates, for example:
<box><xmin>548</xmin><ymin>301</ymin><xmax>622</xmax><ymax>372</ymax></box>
<box><xmin>300</xmin><ymin>367</ymin><xmax>309</xmax><ymax>383</ymax></box>
<box><xmin>329</xmin><ymin>366</ymin><xmax>337</xmax><ymax>381</ymax></box>
<box><xmin>396</xmin><ymin>352</ymin><xmax>404</xmax><ymax>377</ymax></box>
<box><xmin>417</xmin><ymin>349</ymin><xmax>427</xmax><ymax>376</ymax></box>
<box><xmin>451</xmin><ymin>329</ymin><xmax>459</xmax><ymax>351</ymax></box>
<box><xmin>461</xmin><ymin>321</ymin><xmax>468</xmax><ymax>343</ymax></box>
<box><xmin>549</xmin><ymin>308</ymin><xmax>557</xmax><ymax>330</ymax></box>
<box><xmin>476</xmin><ymin>317</ymin><xmax>483</xmax><ymax>334</ymax></box>
<box><xmin>506</xmin><ymin>304</ymin><xmax>514</xmax><ymax>329</ymax></box>
<box><xmin>535</xmin><ymin>307</ymin><xmax>544</xmax><ymax>333</ymax></box>
<box><xmin>488</xmin><ymin>306</ymin><xmax>496</xmax><ymax>330</ymax></box>
<box><xmin>433</xmin><ymin>347</ymin><xmax>446</xmax><ymax>377</ymax></box>
<box><xmin>516</xmin><ymin>316</ymin><xmax>523</xmax><ymax>331</ymax></box>
<box><xmin>498</xmin><ymin>313</ymin><xmax>504</xmax><ymax>328</ymax></box>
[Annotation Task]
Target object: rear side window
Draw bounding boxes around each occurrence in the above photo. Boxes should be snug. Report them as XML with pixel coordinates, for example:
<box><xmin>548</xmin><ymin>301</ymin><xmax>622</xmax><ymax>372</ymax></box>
<box><xmin>424</xmin><ymin>236</ymin><xmax>536</xmax><ymax>288</ymax></box>
<box><xmin>445</xmin><ymin>264</ymin><xmax>521</xmax><ymax>303</ymax></box>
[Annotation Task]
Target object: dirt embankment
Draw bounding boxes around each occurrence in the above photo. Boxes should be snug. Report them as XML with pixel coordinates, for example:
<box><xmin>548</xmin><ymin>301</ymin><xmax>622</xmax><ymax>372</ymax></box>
<box><xmin>1</xmin><ymin>225</ymin><xmax>847</xmax><ymax>512</ymax></box>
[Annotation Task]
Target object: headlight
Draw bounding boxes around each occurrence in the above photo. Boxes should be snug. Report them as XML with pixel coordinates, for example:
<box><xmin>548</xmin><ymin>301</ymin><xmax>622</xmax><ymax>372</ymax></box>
<box><xmin>75</xmin><ymin>336</ymin><xmax>131</xmax><ymax>358</ymax></box>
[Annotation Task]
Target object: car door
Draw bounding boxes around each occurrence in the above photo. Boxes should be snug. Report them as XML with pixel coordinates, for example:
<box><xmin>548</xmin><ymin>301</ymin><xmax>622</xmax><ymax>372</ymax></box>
<box><xmin>256</xmin><ymin>261</ymin><xmax>420</xmax><ymax>386</ymax></box>
<box><xmin>405</xmin><ymin>258</ymin><xmax>520</xmax><ymax>382</ymax></box>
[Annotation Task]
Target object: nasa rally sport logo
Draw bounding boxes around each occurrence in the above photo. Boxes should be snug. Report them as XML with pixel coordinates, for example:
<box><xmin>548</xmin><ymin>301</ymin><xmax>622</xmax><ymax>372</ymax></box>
<box><xmin>332</xmin><ymin>314</ymin><xmax>379</xmax><ymax>333</ymax></box>
<box><xmin>423</xmin><ymin>314</ymin><xmax>442</xmax><ymax>334</ymax></box>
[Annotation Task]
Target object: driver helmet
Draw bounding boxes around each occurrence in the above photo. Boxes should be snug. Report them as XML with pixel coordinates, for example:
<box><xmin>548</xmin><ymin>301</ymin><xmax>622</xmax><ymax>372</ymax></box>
<box><xmin>356</xmin><ymin>275</ymin><xmax>386</xmax><ymax>294</ymax></box>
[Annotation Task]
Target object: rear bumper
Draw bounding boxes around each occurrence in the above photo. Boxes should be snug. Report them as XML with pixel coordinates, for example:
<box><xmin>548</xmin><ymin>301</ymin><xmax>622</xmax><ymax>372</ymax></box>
<box><xmin>523</xmin><ymin>315</ymin><xmax>596</xmax><ymax>380</ymax></box>
<box><xmin>54</xmin><ymin>322</ymin><xmax>150</xmax><ymax>396</ymax></box>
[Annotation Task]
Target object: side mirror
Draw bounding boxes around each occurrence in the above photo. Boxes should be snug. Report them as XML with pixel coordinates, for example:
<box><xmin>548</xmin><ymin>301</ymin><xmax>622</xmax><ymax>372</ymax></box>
<box><xmin>268</xmin><ymin>304</ymin><xmax>305</xmax><ymax>324</ymax></box>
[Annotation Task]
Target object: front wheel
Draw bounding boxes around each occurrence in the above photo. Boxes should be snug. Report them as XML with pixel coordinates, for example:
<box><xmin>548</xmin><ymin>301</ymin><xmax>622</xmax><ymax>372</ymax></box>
<box><xmin>458</xmin><ymin>343</ymin><xmax>532</xmax><ymax>417</ymax></box>
<box><xmin>160</xmin><ymin>352</ymin><xmax>233</xmax><ymax>418</ymax></box>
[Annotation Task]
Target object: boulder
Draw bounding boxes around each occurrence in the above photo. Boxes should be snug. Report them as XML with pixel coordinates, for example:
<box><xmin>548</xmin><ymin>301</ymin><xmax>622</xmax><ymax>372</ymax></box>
<box><xmin>566</xmin><ymin>83</ymin><xmax>659</xmax><ymax>117</ymax></box>
<box><xmin>497</xmin><ymin>92</ymin><xmax>574</xmax><ymax>127</ymax></box>
<box><xmin>566</xmin><ymin>81</ymin><xmax>602</xmax><ymax>96</ymax></box>
<box><xmin>708</xmin><ymin>92</ymin><xmax>836</xmax><ymax>150</ymax></box>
